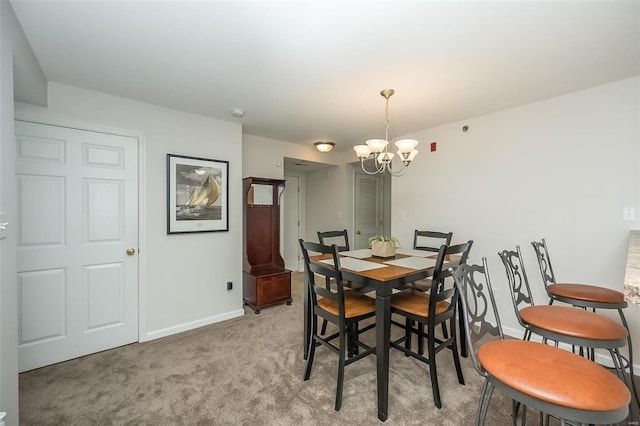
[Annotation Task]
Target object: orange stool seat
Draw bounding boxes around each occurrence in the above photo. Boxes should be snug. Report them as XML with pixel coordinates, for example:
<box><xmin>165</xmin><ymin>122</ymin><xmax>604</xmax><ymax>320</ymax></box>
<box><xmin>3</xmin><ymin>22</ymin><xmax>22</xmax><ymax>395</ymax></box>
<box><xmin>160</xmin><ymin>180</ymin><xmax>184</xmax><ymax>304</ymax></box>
<box><xmin>478</xmin><ymin>339</ymin><xmax>630</xmax><ymax>412</ymax></box>
<box><xmin>548</xmin><ymin>283</ymin><xmax>625</xmax><ymax>304</ymax></box>
<box><xmin>519</xmin><ymin>305</ymin><xmax>628</xmax><ymax>342</ymax></box>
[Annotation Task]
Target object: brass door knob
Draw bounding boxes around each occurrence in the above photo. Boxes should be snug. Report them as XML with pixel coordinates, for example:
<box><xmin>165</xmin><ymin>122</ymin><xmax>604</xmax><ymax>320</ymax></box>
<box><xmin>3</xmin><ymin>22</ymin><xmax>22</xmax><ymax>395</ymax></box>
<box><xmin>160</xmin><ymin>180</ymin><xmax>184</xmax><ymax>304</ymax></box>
<box><xmin>126</xmin><ymin>248</ymin><xmax>135</xmax><ymax>256</ymax></box>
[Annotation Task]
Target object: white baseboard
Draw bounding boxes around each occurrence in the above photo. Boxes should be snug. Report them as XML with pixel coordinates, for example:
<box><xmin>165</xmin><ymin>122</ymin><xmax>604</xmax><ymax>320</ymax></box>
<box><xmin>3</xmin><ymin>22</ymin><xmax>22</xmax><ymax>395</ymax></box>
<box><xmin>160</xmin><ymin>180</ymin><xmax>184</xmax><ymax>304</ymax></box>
<box><xmin>502</xmin><ymin>325</ymin><xmax>640</xmax><ymax>375</ymax></box>
<box><xmin>141</xmin><ymin>309</ymin><xmax>245</xmax><ymax>342</ymax></box>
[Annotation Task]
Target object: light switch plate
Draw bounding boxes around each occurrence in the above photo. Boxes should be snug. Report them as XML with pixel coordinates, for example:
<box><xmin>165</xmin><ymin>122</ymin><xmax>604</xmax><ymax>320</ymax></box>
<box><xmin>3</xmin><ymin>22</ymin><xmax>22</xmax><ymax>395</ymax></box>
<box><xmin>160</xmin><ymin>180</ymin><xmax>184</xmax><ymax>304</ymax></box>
<box><xmin>623</xmin><ymin>207</ymin><xmax>636</xmax><ymax>222</ymax></box>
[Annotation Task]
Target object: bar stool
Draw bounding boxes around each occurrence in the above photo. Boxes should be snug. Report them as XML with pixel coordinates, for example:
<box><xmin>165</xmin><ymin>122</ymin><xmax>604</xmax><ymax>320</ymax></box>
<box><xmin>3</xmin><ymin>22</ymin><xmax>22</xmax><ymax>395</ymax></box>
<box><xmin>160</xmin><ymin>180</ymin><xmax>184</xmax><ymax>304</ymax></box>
<box><xmin>453</xmin><ymin>259</ymin><xmax>630</xmax><ymax>425</ymax></box>
<box><xmin>499</xmin><ymin>246</ymin><xmax>634</xmax><ymax>406</ymax></box>
<box><xmin>531</xmin><ymin>238</ymin><xmax>639</xmax><ymax>406</ymax></box>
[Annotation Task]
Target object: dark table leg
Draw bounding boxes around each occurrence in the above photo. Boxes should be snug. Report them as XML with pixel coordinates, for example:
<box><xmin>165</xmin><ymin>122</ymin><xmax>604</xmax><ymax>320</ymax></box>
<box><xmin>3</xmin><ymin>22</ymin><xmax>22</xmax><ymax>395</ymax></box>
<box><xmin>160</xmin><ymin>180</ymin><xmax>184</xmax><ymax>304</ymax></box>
<box><xmin>376</xmin><ymin>291</ymin><xmax>391</xmax><ymax>421</ymax></box>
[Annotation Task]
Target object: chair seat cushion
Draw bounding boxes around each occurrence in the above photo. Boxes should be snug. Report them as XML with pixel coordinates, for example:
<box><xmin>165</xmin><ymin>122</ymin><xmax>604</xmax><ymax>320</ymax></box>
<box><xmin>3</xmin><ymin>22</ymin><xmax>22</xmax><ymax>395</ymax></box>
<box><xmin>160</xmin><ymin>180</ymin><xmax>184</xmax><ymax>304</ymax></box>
<box><xmin>390</xmin><ymin>290</ymin><xmax>449</xmax><ymax>318</ymax></box>
<box><xmin>318</xmin><ymin>292</ymin><xmax>375</xmax><ymax>318</ymax></box>
<box><xmin>478</xmin><ymin>339</ymin><xmax>630</xmax><ymax>412</ymax></box>
<box><xmin>519</xmin><ymin>305</ymin><xmax>628</xmax><ymax>341</ymax></box>
<box><xmin>549</xmin><ymin>283</ymin><xmax>624</xmax><ymax>304</ymax></box>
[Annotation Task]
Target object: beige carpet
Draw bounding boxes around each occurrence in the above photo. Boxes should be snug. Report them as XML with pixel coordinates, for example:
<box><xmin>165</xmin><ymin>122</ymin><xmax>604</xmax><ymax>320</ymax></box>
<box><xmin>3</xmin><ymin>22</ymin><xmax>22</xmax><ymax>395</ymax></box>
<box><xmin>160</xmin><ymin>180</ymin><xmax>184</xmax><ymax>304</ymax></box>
<box><xmin>19</xmin><ymin>273</ymin><xmax>638</xmax><ymax>425</ymax></box>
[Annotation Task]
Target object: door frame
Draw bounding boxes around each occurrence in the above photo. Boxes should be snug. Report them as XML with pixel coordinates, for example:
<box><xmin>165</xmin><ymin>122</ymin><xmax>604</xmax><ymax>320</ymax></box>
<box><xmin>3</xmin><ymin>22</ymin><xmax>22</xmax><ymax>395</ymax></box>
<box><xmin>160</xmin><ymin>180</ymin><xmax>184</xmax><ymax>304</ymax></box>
<box><xmin>14</xmin><ymin>113</ymin><xmax>148</xmax><ymax>341</ymax></box>
<box><xmin>283</xmin><ymin>173</ymin><xmax>303</xmax><ymax>272</ymax></box>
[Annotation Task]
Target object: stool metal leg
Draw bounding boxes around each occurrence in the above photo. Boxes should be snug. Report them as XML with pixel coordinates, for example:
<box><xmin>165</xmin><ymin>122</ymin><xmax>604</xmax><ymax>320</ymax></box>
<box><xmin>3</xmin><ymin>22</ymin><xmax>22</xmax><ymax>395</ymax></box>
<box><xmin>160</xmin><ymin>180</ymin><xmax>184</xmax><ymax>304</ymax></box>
<box><xmin>619</xmin><ymin>308</ymin><xmax>640</xmax><ymax>407</ymax></box>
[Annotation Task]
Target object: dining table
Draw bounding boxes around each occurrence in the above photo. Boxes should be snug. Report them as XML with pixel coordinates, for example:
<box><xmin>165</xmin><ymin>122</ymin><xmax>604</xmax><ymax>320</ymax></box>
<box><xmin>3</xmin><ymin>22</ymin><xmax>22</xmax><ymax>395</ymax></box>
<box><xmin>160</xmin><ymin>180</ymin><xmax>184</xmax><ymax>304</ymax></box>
<box><xmin>304</xmin><ymin>248</ymin><xmax>460</xmax><ymax>422</ymax></box>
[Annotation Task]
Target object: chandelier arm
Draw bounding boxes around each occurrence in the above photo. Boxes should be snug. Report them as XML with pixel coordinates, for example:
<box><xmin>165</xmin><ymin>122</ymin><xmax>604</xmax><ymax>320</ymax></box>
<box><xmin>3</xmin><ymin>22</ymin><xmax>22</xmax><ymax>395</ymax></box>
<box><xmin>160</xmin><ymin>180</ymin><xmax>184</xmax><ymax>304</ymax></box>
<box><xmin>360</xmin><ymin>159</ymin><xmax>387</xmax><ymax>175</ymax></box>
<box><xmin>384</xmin><ymin>162</ymin><xmax>409</xmax><ymax>177</ymax></box>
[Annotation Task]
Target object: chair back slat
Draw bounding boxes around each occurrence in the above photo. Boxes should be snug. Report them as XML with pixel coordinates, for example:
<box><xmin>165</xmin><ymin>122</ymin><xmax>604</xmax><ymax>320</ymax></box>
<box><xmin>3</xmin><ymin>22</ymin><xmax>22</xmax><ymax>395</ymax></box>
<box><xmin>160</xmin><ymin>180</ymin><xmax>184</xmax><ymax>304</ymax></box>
<box><xmin>317</xmin><ymin>230</ymin><xmax>350</xmax><ymax>252</ymax></box>
<box><xmin>413</xmin><ymin>230</ymin><xmax>453</xmax><ymax>253</ymax></box>
<box><xmin>429</xmin><ymin>240</ymin><xmax>474</xmax><ymax>319</ymax></box>
<box><xmin>299</xmin><ymin>239</ymin><xmax>345</xmax><ymax>315</ymax></box>
<box><xmin>452</xmin><ymin>258</ymin><xmax>503</xmax><ymax>377</ymax></box>
<box><xmin>531</xmin><ymin>238</ymin><xmax>557</xmax><ymax>289</ymax></box>
<box><xmin>498</xmin><ymin>246</ymin><xmax>535</xmax><ymax>326</ymax></box>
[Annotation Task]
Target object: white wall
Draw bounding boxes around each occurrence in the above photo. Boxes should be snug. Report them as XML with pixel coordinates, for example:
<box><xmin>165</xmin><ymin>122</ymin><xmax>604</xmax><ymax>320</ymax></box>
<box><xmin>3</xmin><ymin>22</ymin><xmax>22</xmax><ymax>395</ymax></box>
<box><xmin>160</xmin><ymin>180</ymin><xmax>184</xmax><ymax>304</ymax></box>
<box><xmin>16</xmin><ymin>82</ymin><xmax>244</xmax><ymax>340</ymax></box>
<box><xmin>305</xmin><ymin>165</ymin><xmax>354</xmax><ymax>242</ymax></box>
<box><xmin>242</xmin><ymin>134</ymin><xmax>353</xmax><ymax>242</ymax></box>
<box><xmin>392</xmin><ymin>77</ymin><xmax>640</xmax><ymax>366</ymax></box>
<box><xmin>1</xmin><ymin>1</ymin><xmax>48</xmax><ymax>422</ymax></box>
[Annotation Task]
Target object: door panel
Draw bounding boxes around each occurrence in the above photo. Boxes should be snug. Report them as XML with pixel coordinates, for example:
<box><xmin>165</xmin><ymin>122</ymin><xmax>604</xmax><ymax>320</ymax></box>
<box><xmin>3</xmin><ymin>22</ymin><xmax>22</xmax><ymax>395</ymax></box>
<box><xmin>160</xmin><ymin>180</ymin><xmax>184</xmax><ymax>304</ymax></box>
<box><xmin>354</xmin><ymin>173</ymin><xmax>382</xmax><ymax>249</ymax></box>
<box><xmin>15</xmin><ymin>120</ymin><xmax>139</xmax><ymax>372</ymax></box>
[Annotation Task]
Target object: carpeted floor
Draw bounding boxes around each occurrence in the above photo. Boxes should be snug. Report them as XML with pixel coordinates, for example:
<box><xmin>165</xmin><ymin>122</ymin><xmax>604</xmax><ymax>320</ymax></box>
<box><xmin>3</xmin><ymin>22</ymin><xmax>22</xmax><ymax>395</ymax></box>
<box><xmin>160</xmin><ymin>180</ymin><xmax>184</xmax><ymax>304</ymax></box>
<box><xmin>19</xmin><ymin>273</ymin><xmax>639</xmax><ymax>425</ymax></box>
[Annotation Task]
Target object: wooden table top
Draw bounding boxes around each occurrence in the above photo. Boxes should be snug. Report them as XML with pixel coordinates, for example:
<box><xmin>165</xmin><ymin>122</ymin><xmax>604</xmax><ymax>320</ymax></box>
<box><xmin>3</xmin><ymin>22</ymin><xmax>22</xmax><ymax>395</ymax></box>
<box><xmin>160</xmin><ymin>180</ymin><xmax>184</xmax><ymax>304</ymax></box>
<box><xmin>310</xmin><ymin>253</ymin><xmax>460</xmax><ymax>282</ymax></box>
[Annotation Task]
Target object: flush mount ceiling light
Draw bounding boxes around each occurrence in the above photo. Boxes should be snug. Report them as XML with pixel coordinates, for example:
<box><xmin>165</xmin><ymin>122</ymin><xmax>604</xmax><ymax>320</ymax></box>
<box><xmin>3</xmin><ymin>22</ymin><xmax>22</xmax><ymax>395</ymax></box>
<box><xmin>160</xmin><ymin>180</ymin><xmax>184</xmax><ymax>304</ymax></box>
<box><xmin>231</xmin><ymin>108</ymin><xmax>245</xmax><ymax>118</ymax></box>
<box><xmin>314</xmin><ymin>141</ymin><xmax>335</xmax><ymax>153</ymax></box>
<box><xmin>353</xmin><ymin>89</ymin><xmax>419</xmax><ymax>176</ymax></box>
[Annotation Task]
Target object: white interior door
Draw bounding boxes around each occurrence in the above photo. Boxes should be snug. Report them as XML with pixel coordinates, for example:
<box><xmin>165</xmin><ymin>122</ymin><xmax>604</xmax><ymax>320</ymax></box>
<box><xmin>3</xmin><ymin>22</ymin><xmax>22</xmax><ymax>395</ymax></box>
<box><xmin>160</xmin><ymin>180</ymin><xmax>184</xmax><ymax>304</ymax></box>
<box><xmin>283</xmin><ymin>175</ymin><xmax>301</xmax><ymax>271</ymax></box>
<box><xmin>354</xmin><ymin>172</ymin><xmax>383</xmax><ymax>249</ymax></box>
<box><xmin>15</xmin><ymin>121</ymin><xmax>139</xmax><ymax>372</ymax></box>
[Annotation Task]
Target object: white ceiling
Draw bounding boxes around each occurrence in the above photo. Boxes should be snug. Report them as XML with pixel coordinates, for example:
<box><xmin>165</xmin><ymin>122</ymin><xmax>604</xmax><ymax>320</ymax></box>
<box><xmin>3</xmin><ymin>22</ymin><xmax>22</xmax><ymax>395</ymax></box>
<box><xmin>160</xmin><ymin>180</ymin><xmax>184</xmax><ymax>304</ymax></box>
<box><xmin>11</xmin><ymin>1</ymin><xmax>640</xmax><ymax>151</ymax></box>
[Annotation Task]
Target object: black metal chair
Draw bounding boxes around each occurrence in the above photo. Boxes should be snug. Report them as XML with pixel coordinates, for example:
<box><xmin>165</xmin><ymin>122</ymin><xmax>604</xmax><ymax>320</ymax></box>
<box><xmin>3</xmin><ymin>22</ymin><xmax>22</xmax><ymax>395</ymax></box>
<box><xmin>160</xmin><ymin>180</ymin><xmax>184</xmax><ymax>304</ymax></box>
<box><xmin>299</xmin><ymin>239</ymin><xmax>376</xmax><ymax>411</ymax></box>
<box><xmin>499</xmin><ymin>246</ymin><xmax>633</xmax><ymax>406</ymax></box>
<box><xmin>317</xmin><ymin>229</ymin><xmax>350</xmax><ymax>251</ymax></box>
<box><xmin>531</xmin><ymin>237</ymin><xmax>639</xmax><ymax>406</ymax></box>
<box><xmin>452</xmin><ymin>259</ymin><xmax>630</xmax><ymax>425</ymax></box>
<box><xmin>389</xmin><ymin>241</ymin><xmax>472</xmax><ymax>408</ymax></box>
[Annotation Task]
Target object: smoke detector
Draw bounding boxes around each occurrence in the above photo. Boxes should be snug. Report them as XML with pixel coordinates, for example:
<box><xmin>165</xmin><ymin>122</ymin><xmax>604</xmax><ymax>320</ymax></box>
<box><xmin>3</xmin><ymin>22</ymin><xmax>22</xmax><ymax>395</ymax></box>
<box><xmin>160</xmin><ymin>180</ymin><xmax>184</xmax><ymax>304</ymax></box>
<box><xmin>231</xmin><ymin>108</ymin><xmax>245</xmax><ymax>118</ymax></box>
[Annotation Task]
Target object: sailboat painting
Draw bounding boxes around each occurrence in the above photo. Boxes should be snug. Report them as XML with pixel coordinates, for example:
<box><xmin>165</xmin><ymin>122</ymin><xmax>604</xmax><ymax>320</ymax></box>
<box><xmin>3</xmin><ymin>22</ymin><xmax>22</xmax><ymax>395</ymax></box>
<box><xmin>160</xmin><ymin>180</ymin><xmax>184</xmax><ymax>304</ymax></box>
<box><xmin>167</xmin><ymin>154</ymin><xmax>229</xmax><ymax>233</ymax></box>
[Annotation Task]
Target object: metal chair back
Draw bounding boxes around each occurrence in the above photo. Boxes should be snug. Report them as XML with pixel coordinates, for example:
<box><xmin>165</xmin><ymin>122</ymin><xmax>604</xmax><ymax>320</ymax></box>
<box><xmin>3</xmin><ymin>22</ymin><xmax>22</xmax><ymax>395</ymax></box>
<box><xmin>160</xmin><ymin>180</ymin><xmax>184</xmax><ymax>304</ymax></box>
<box><xmin>498</xmin><ymin>246</ymin><xmax>536</xmax><ymax>328</ymax></box>
<box><xmin>531</xmin><ymin>238</ymin><xmax>557</xmax><ymax>291</ymax></box>
<box><xmin>452</xmin><ymin>259</ymin><xmax>503</xmax><ymax>378</ymax></box>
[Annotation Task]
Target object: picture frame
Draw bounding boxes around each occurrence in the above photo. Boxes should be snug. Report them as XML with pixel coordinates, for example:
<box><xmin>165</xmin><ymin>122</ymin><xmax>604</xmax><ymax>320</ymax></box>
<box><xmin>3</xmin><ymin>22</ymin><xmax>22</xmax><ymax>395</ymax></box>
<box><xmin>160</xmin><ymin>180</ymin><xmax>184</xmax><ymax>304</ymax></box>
<box><xmin>167</xmin><ymin>154</ymin><xmax>229</xmax><ymax>234</ymax></box>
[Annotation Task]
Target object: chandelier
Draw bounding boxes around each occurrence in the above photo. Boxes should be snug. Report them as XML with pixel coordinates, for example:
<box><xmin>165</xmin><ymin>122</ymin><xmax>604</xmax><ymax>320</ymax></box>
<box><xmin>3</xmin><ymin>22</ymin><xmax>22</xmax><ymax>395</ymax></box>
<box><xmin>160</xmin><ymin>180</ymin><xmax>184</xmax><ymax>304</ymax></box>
<box><xmin>353</xmin><ymin>89</ymin><xmax>419</xmax><ymax>176</ymax></box>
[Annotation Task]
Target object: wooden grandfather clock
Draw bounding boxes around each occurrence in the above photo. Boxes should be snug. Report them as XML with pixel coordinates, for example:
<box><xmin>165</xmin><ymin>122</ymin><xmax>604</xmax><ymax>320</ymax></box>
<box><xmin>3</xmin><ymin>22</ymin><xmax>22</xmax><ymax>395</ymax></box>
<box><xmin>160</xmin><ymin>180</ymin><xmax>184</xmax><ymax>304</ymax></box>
<box><xmin>242</xmin><ymin>177</ymin><xmax>292</xmax><ymax>313</ymax></box>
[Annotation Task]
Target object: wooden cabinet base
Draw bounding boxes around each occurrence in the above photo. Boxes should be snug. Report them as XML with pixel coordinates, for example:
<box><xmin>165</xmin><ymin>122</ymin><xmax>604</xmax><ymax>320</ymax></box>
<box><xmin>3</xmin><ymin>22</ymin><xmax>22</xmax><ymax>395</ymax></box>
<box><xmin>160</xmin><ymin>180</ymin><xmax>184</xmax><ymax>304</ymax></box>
<box><xmin>243</xmin><ymin>269</ymin><xmax>292</xmax><ymax>314</ymax></box>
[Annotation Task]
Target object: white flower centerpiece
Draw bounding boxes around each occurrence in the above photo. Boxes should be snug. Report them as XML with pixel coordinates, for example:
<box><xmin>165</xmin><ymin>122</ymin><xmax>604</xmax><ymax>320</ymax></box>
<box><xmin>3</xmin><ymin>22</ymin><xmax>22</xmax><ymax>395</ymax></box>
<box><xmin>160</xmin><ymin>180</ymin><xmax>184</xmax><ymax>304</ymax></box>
<box><xmin>369</xmin><ymin>235</ymin><xmax>399</xmax><ymax>258</ymax></box>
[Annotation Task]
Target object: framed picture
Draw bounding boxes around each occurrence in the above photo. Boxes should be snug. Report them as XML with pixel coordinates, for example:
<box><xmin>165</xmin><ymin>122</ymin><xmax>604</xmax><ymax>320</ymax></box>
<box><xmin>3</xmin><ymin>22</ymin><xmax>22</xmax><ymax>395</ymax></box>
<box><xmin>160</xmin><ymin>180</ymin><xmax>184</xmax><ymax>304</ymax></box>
<box><xmin>167</xmin><ymin>154</ymin><xmax>229</xmax><ymax>234</ymax></box>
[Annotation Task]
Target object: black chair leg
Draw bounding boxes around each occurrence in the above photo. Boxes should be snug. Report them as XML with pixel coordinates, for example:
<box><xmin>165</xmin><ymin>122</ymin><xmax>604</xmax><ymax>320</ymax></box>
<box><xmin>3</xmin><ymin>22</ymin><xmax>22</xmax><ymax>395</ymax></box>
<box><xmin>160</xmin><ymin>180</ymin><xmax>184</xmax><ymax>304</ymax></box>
<box><xmin>451</xmin><ymin>321</ymin><xmax>464</xmax><ymax>385</ymax></box>
<box><xmin>304</xmin><ymin>315</ymin><xmax>318</xmax><ymax>381</ymax></box>
<box><xmin>428</xmin><ymin>332</ymin><xmax>442</xmax><ymax>409</ymax></box>
<box><xmin>404</xmin><ymin>318</ymin><xmax>412</xmax><ymax>356</ymax></box>
<box><xmin>418</xmin><ymin>323</ymin><xmax>425</xmax><ymax>356</ymax></box>
<box><xmin>320</xmin><ymin>319</ymin><xmax>328</xmax><ymax>335</ymax></box>
<box><xmin>335</xmin><ymin>329</ymin><xmax>346</xmax><ymax>411</ymax></box>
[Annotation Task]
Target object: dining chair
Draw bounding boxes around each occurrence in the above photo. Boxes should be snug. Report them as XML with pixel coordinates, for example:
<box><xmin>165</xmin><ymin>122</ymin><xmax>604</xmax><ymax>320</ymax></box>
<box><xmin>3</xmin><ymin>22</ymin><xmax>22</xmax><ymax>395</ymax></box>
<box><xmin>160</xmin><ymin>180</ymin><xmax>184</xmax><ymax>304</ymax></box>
<box><xmin>316</xmin><ymin>229</ymin><xmax>365</xmax><ymax>335</ymax></box>
<box><xmin>498</xmin><ymin>246</ymin><xmax>633</xmax><ymax>402</ymax></box>
<box><xmin>409</xmin><ymin>235</ymin><xmax>472</xmax><ymax>358</ymax></box>
<box><xmin>407</xmin><ymin>229</ymin><xmax>454</xmax><ymax>291</ymax></box>
<box><xmin>299</xmin><ymin>239</ymin><xmax>376</xmax><ymax>411</ymax></box>
<box><xmin>389</xmin><ymin>241</ymin><xmax>473</xmax><ymax>409</ymax></box>
<box><xmin>413</xmin><ymin>230</ymin><xmax>453</xmax><ymax>253</ymax></box>
<box><xmin>317</xmin><ymin>229</ymin><xmax>350</xmax><ymax>251</ymax></box>
<box><xmin>531</xmin><ymin>237</ymin><xmax>639</xmax><ymax>406</ymax></box>
<box><xmin>452</xmin><ymin>259</ymin><xmax>630</xmax><ymax>426</ymax></box>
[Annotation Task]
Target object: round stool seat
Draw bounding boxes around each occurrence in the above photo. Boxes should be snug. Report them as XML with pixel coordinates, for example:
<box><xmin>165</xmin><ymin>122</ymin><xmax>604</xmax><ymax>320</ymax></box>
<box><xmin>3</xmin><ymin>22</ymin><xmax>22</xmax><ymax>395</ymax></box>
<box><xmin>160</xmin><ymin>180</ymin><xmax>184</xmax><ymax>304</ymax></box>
<box><xmin>549</xmin><ymin>283</ymin><xmax>625</xmax><ymax>304</ymax></box>
<box><xmin>478</xmin><ymin>339</ymin><xmax>630</xmax><ymax>412</ymax></box>
<box><xmin>519</xmin><ymin>305</ymin><xmax>628</xmax><ymax>342</ymax></box>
